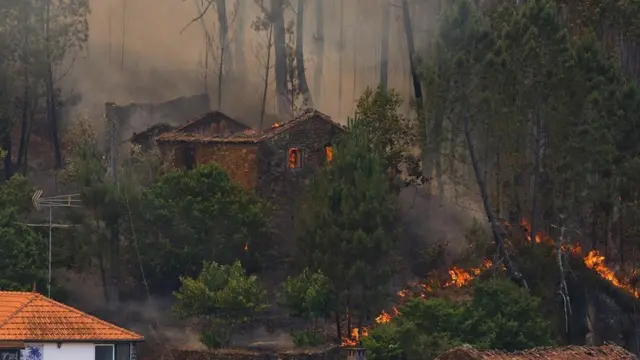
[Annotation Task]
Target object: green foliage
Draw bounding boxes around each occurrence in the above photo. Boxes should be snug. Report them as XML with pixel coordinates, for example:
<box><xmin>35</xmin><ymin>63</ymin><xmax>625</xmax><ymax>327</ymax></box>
<box><xmin>279</xmin><ymin>268</ymin><xmax>333</xmax><ymax>320</ymax></box>
<box><xmin>173</xmin><ymin>260</ymin><xmax>268</xmax><ymax>348</ymax></box>
<box><xmin>364</xmin><ymin>279</ymin><xmax>553</xmax><ymax>360</ymax></box>
<box><xmin>139</xmin><ymin>164</ymin><xmax>272</xmax><ymax>292</ymax></box>
<box><xmin>297</xmin><ymin>116</ymin><xmax>400</xmax><ymax>333</ymax></box>
<box><xmin>354</xmin><ymin>86</ymin><xmax>418</xmax><ymax>177</ymax></box>
<box><xmin>0</xmin><ymin>176</ymin><xmax>46</xmax><ymax>291</ymax></box>
<box><xmin>290</xmin><ymin>330</ymin><xmax>324</xmax><ymax>347</ymax></box>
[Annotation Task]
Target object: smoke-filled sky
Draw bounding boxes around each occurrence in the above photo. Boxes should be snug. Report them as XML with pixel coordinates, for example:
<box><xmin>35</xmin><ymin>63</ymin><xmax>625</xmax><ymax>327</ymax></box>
<box><xmin>65</xmin><ymin>0</ymin><xmax>439</xmax><ymax>124</ymax></box>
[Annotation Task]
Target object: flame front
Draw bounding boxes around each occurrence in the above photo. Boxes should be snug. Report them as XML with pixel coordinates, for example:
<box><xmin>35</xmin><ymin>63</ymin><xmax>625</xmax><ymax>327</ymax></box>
<box><xmin>584</xmin><ymin>249</ymin><xmax>639</xmax><ymax>298</ymax></box>
<box><xmin>339</xmin><ymin>260</ymin><xmax>492</xmax><ymax>346</ymax></box>
<box><xmin>521</xmin><ymin>219</ymin><xmax>638</xmax><ymax>298</ymax></box>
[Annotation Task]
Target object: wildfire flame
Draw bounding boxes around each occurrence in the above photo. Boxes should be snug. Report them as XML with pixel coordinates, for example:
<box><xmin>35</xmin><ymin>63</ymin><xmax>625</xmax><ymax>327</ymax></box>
<box><xmin>340</xmin><ymin>218</ymin><xmax>640</xmax><ymax>348</ymax></box>
<box><xmin>340</xmin><ymin>260</ymin><xmax>492</xmax><ymax>346</ymax></box>
<box><xmin>521</xmin><ymin>218</ymin><xmax>639</xmax><ymax>298</ymax></box>
<box><xmin>271</xmin><ymin>122</ymin><xmax>281</xmax><ymax>128</ymax></box>
<box><xmin>584</xmin><ymin>249</ymin><xmax>639</xmax><ymax>298</ymax></box>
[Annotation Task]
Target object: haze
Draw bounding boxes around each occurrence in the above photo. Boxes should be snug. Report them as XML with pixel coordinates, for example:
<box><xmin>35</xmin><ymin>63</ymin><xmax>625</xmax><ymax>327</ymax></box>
<box><xmin>64</xmin><ymin>0</ymin><xmax>439</xmax><ymax>123</ymax></box>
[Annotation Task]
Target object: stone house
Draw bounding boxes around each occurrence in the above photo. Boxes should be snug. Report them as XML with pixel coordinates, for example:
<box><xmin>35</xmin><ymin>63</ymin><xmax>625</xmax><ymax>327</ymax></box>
<box><xmin>434</xmin><ymin>344</ymin><xmax>636</xmax><ymax>360</ymax></box>
<box><xmin>105</xmin><ymin>92</ymin><xmax>211</xmax><ymax>144</ymax></box>
<box><xmin>155</xmin><ymin>109</ymin><xmax>346</xmax><ymax>244</ymax></box>
<box><xmin>130</xmin><ymin>123</ymin><xmax>176</xmax><ymax>151</ymax></box>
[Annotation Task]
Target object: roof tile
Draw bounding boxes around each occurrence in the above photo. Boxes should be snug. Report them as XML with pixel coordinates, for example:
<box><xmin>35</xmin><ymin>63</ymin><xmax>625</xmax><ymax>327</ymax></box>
<box><xmin>156</xmin><ymin>109</ymin><xmax>345</xmax><ymax>144</ymax></box>
<box><xmin>435</xmin><ymin>344</ymin><xmax>636</xmax><ymax>360</ymax></box>
<box><xmin>0</xmin><ymin>291</ymin><xmax>143</xmax><ymax>342</ymax></box>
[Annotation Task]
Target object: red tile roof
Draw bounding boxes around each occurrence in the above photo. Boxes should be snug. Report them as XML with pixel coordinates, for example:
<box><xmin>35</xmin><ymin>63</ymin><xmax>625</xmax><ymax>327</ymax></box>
<box><xmin>435</xmin><ymin>344</ymin><xmax>636</xmax><ymax>360</ymax></box>
<box><xmin>156</xmin><ymin>109</ymin><xmax>345</xmax><ymax>144</ymax></box>
<box><xmin>0</xmin><ymin>291</ymin><xmax>144</xmax><ymax>342</ymax></box>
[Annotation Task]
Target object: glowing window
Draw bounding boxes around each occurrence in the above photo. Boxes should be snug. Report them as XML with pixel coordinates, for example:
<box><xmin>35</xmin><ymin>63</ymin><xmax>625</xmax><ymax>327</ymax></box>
<box><xmin>325</xmin><ymin>145</ymin><xmax>334</xmax><ymax>165</ymax></box>
<box><xmin>288</xmin><ymin>148</ymin><xmax>303</xmax><ymax>169</ymax></box>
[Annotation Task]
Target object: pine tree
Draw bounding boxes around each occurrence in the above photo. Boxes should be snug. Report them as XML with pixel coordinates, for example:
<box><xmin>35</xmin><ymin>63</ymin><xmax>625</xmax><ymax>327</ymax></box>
<box><xmin>297</xmin><ymin>117</ymin><xmax>399</xmax><ymax>340</ymax></box>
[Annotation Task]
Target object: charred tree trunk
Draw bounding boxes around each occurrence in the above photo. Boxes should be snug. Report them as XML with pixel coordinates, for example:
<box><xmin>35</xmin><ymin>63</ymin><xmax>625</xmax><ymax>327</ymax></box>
<box><xmin>260</xmin><ymin>25</ymin><xmax>273</xmax><ymax>130</ymax></box>
<box><xmin>45</xmin><ymin>0</ymin><xmax>62</xmax><ymax>169</ymax></box>
<box><xmin>379</xmin><ymin>0</ymin><xmax>390</xmax><ymax>89</ymax></box>
<box><xmin>120</xmin><ymin>0</ymin><xmax>127</xmax><ymax>71</ymax></box>
<box><xmin>235</xmin><ymin>0</ymin><xmax>245</xmax><ymax>76</ymax></box>
<box><xmin>271</xmin><ymin>0</ymin><xmax>288</xmax><ymax>115</ymax></box>
<box><xmin>216</xmin><ymin>0</ymin><xmax>230</xmax><ymax>109</ymax></box>
<box><xmin>17</xmin><ymin>5</ymin><xmax>30</xmax><ymax>172</ymax></box>
<box><xmin>401</xmin><ymin>0</ymin><xmax>422</xmax><ymax>112</ymax></box>
<box><xmin>2</xmin><ymin>122</ymin><xmax>12</xmax><ymax>180</ymax></box>
<box><xmin>337</xmin><ymin>0</ymin><xmax>344</xmax><ymax>115</ymax></box>
<box><xmin>530</xmin><ymin>106</ymin><xmax>543</xmax><ymax>250</ymax></box>
<box><xmin>22</xmin><ymin>91</ymin><xmax>37</xmax><ymax>175</ymax></box>
<box><xmin>17</xmin><ymin>77</ymin><xmax>29</xmax><ymax>171</ymax></box>
<box><xmin>313</xmin><ymin>0</ymin><xmax>324</xmax><ymax>105</ymax></box>
<box><xmin>296</xmin><ymin>0</ymin><xmax>313</xmax><ymax>108</ymax></box>
<box><xmin>462</xmin><ymin>109</ymin><xmax>527</xmax><ymax>289</ymax></box>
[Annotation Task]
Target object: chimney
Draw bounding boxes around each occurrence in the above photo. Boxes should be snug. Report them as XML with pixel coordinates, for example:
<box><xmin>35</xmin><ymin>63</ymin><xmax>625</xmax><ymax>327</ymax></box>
<box><xmin>346</xmin><ymin>348</ymin><xmax>366</xmax><ymax>360</ymax></box>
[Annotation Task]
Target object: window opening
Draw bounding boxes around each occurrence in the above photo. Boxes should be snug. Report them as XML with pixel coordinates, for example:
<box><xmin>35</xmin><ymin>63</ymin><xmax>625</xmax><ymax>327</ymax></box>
<box><xmin>95</xmin><ymin>344</ymin><xmax>115</xmax><ymax>360</ymax></box>
<box><xmin>183</xmin><ymin>144</ymin><xmax>196</xmax><ymax>170</ymax></box>
<box><xmin>324</xmin><ymin>144</ymin><xmax>334</xmax><ymax>165</ymax></box>
<box><xmin>288</xmin><ymin>148</ymin><xmax>302</xmax><ymax>169</ymax></box>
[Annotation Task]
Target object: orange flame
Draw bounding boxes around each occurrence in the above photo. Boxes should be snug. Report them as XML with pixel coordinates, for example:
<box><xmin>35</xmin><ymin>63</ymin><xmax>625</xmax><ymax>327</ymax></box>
<box><xmin>521</xmin><ymin>218</ymin><xmax>638</xmax><ymax>298</ymax></box>
<box><xmin>339</xmin><ymin>261</ymin><xmax>493</xmax><ymax>346</ymax></box>
<box><xmin>244</xmin><ymin>243</ymin><xmax>249</xmax><ymax>252</ymax></box>
<box><xmin>271</xmin><ymin>122</ymin><xmax>281</xmax><ymax>128</ymax></box>
<box><xmin>584</xmin><ymin>249</ymin><xmax>639</xmax><ymax>298</ymax></box>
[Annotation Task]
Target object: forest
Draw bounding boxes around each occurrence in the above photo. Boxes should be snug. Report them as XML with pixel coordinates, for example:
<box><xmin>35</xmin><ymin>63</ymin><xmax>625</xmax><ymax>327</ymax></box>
<box><xmin>3</xmin><ymin>0</ymin><xmax>640</xmax><ymax>358</ymax></box>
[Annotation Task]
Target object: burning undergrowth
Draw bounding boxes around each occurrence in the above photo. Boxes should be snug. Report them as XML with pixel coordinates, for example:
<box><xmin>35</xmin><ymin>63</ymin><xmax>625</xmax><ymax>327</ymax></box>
<box><xmin>340</xmin><ymin>219</ymin><xmax>640</xmax><ymax>347</ymax></box>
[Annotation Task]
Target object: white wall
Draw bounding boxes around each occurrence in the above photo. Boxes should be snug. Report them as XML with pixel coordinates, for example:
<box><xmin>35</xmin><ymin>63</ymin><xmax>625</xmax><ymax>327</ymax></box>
<box><xmin>25</xmin><ymin>342</ymin><xmax>95</xmax><ymax>360</ymax></box>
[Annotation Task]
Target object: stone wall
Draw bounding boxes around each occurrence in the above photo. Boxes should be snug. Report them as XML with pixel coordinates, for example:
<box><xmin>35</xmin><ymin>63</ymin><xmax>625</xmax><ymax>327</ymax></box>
<box><xmin>196</xmin><ymin>143</ymin><xmax>259</xmax><ymax>190</ymax></box>
<box><xmin>256</xmin><ymin>115</ymin><xmax>344</xmax><ymax>251</ymax></box>
<box><xmin>147</xmin><ymin>347</ymin><xmax>341</xmax><ymax>360</ymax></box>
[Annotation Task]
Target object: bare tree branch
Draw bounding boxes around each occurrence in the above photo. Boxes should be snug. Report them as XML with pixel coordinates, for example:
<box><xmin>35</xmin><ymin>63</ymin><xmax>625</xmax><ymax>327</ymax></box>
<box><xmin>181</xmin><ymin>0</ymin><xmax>215</xmax><ymax>34</ymax></box>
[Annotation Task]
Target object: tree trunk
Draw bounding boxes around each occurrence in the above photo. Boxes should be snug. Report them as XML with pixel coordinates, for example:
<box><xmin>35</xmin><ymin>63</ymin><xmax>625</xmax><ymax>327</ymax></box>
<box><xmin>17</xmin><ymin>80</ymin><xmax>29</xmax><ymax>171</ymax></box>
<box><xmin>260</xmin><ymin>24</ymin><xmax>273</xmax><ymax>130</ymax></box>
<box><xmin>296</xmin><ymin>0</ymin><xmax>313</xmax><ymax>108</ymax></box>
<box><xmin>530</xmin><ymin>106</ymin><xmax>543</xmax><ymax>250</ymax></box>
<box><xmin>379</xmin><ymin>0</ymin><xmax>390</xmax><ymax>89</ymax></box>
<box><xmin>107</xmin><ymin>223</ymin><xmax>120</xmax><ymax>309</ymax></box>
<box><xmin>2</xmin><ymin>123</ymin><xmax>12</xmax><ymax>180</ymax></box>
<box><xmin>337</xmin><ymin>0</ymin><xmax>344</xmax><ymax>115</ymax></box>
<box><xmin>22</xmin><ymin>91</ymin><xmax>37</xmax><ymax>175</ymax></box>
<box><xmin>216</xmin><ymin>0</ymin><xmax>230</xmax><ymax>109</ymax></box>
<box><xmin>401</xmin><ymin>0</ymin><xmax>422</xmax><ymax>112</ymax></box>
<box><xmin>234</xmin><ymin>0</ymin><xmax>245</xmax><ymax>76</ymax></box>
<box><xmin>45</xmin><ymin>0</ymin><xmax>62</xmax><ymax>169</ymax></box>
<box><xmin>313</xmin><ymin>0</ymin><xmax>324</xmax><ymax>105</ymax></box>
<box><xmin>334</xmin><ymin>308</ymin><xmax>342</xmax><ymax>342</ymax></box>
<box><xmin>271</xmin><ymin>0</ymin><xmax>288</xmax><ymax>115</ymax></box>
<box><xmin>17</xmin><ymin>25</ymin><xmax>30</xmax><ymax>171</ymax></box>
<box><xmin>120</xmin><ymin>0</ymin><xmax>128</xmax><ymax>71</ymax></box>
<box><xmin>462</xmin><ymin>109</ymin><xmax>527</xmax><ymax>289</ymax></box>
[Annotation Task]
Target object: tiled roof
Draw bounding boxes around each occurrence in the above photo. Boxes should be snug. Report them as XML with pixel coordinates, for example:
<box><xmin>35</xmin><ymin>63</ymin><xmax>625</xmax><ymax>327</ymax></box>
<box><xmin>156</xmin><ymin>109</ymin><xmax>346</xmax><ymax>144</ymax></box>
<box><xmin>435</xmin><ymin>344</ymin><xmax>636</xmax><ymax>360</ymax></box>
<box><xmin>0</xmin><ymin>291</ymin><xmax>144</xmax><ymax>342</ymax></box>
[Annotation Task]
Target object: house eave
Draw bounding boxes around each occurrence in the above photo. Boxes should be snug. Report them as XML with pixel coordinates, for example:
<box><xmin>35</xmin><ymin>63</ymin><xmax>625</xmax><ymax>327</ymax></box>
<box><xmin>6</xmin><ymin>338</ymin><xmax>145</xmax><ymax>343</ymax></box>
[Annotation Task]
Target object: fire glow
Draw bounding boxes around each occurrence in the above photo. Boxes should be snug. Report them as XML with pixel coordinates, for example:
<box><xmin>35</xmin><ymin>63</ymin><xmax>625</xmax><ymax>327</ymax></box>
<box><xmin>340</xmin><ymin>260</ymin><xmax>493</xmax><ymax>346</ymax></box>
<box><xmin>340</xmin><ymin>220</ymin><xmax>640</xmax><ymax>347</ymax></box>
<box><xmin>520</xmin><ymin>218</ymin><xmax>639</xmax><ymax>298</ymax></box>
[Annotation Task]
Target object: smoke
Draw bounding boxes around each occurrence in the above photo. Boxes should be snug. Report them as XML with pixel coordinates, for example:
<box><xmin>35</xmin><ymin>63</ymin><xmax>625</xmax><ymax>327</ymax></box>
<box><xmin>62</xmin><ymin>0</ymin><xmax>441</xmax><ymax>127</ymax></box>
<box><xmin>54</xmin><ymin>269</ymin><xmax>205</xmax><ymax>350</ymax></box>
<box><xmin>398</xmin><ymin>185</ymin><xmax>486</xmax><ymax>273</ymax></box>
